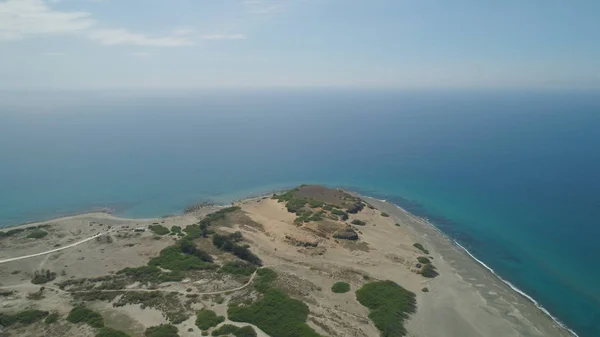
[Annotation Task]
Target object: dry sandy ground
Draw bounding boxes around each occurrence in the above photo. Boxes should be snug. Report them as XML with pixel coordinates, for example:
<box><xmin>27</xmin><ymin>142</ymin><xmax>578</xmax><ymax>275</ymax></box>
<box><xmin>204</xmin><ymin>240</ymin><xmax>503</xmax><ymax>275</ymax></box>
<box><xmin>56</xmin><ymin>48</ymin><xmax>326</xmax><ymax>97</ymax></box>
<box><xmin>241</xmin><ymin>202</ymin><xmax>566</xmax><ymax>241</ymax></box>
<box><xmin>0</xmin><ymin>194</ymin><xmax>574</xmax><ymax>337</ymax></box>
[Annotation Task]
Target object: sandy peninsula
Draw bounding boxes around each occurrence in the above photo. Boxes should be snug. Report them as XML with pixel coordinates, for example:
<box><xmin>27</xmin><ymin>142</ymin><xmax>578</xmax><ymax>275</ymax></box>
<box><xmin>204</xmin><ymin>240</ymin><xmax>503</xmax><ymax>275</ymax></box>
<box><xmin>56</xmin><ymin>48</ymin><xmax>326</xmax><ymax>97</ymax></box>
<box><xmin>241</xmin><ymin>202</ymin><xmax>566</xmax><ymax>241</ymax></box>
<box><xmin>0</xmin><ymin>185</ymin><xmax>573</xmax><ymax>337</ymax></box>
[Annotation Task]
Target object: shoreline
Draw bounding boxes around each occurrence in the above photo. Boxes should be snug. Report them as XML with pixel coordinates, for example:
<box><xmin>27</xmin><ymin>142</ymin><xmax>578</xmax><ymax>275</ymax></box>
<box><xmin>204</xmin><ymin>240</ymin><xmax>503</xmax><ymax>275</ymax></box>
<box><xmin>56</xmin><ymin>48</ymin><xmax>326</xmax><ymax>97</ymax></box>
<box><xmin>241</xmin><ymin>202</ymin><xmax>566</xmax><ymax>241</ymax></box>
<box><xmin>1</xmin><ymin>188</ymin><xmax>578</xmax><ymax>337</ymax></box>
<box><xmin>362</xmin><ymin>196</ymin><xmax>577</xmax><ymax>337</ymax></box>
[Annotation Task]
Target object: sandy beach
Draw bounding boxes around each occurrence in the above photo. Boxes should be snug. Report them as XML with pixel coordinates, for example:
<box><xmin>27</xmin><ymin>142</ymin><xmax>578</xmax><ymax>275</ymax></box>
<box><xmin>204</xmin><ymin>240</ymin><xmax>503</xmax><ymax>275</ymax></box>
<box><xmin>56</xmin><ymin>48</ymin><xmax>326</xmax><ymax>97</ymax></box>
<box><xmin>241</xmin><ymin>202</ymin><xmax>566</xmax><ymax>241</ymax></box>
<box><xmin>0</xmin><ymin>187</ymin><xmax>575</xmax><ymax>337</ymax></box>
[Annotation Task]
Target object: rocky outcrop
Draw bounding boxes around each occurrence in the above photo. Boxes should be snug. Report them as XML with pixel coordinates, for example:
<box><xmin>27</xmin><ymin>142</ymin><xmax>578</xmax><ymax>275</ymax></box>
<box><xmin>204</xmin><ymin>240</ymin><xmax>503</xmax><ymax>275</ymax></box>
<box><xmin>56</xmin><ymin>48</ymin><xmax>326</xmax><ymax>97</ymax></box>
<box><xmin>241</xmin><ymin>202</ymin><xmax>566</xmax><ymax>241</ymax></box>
<box><xmin>333</xmin><ymin>227</ymin><xmax>359</xmax><ymax>241</ymax></box>
<box><xmin>285</xmin><ymin>235</ymin><xmax>319</xmax><ymax>247</ymax></box>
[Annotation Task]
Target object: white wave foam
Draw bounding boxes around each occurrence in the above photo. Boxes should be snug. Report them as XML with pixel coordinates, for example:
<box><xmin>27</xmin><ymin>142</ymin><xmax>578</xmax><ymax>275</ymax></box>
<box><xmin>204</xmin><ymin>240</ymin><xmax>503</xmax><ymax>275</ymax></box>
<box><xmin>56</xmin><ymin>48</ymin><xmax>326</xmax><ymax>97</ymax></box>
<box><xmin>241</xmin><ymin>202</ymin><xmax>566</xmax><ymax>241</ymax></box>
<box><xmin>369</xmin><ymin>195</ymin><xmax>580</xmax><ymax>337</ymax></box>
<box><xmin>453</xmin><ymin>241</ymin><xmax>580</xmax><ymax>337</ymax></box>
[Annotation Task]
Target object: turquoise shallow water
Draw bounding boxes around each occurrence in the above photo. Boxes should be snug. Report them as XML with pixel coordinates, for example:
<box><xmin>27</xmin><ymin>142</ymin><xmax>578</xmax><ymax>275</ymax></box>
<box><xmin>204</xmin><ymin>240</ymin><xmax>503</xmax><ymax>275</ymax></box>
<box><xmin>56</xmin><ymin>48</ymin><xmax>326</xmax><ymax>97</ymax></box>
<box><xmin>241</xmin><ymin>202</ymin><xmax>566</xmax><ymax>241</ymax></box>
<box><xmin>1</xmin><ymin>89</ymin><xmax>599</xmax><ymax>336</ymax></box>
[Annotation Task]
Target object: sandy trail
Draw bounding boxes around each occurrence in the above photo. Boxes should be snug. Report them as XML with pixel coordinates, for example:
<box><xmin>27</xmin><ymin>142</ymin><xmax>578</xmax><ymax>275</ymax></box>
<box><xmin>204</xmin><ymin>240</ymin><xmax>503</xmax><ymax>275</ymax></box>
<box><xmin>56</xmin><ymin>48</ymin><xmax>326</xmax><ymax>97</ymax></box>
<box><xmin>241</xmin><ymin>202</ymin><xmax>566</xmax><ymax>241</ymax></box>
<box><xmin>0</xmin><ymin>269</ymin><xmax>259</xmax><ymax>297</ymax></box>
<box><xmin>0</xmin><ymin>231</ymin><xmax>110</xmax><ymax>264</ymax></box>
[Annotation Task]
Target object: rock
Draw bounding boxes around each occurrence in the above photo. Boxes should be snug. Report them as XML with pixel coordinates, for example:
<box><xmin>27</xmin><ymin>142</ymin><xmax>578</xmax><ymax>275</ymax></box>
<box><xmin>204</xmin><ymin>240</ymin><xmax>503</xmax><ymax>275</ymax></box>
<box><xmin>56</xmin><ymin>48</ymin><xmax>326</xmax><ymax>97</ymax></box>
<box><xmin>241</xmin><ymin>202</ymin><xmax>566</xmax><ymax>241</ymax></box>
<box><xmin>333</xmin><ymin>228</ymin><xmax>359</xmax><ymax>241</ymax></box>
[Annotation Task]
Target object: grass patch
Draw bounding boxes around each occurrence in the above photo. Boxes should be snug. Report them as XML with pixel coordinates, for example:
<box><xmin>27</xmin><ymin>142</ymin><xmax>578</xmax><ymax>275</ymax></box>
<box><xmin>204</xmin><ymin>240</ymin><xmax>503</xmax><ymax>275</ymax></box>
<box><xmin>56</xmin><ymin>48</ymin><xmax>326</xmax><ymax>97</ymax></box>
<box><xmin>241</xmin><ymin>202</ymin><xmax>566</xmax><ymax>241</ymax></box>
<box><xmin>356</xmin><ymin>280</ymin><xmax>416</xmax><ymax>337</ymax></box>
<box><xmin>149</xmin><ymin>225</ymin><xmax>170</xmax><ymax>236</ymax></box>
<box><xmin>145</xmin><ymin>324</ymin><xmax>179</xmax><ymax>337</ymax></box>
<box><xmin>67</xmin><ymin>306</ymin><xmax>104</xmax><ymax>328</ymax></box>
<box><xmin>220</xmin><ymin>261</ymin><xmax>257</xmax><ymax>276</ymax></box>
<box><xmin>420</xmin><ymin>264</ymin><xmax>439</xmax><ymax>278</ymax></box>
<box><xmin>331</xmin><ymin>282</ymin><xmax>350</xmax><ymax>293</ymax></box>
<box><xmin>0</xmin><ymin>309</ymin><xmax>49</xmax><ymax>327</ymax></box>
<box><xmin>351</xmin><ymin>219</ymin><xmax>366</xmax><ymax>226</ymax></box>
<box><xmin>97</xmin><ymin>327</ymin><xmax>131</xmax><ymax>337</ymax></box>
<box><xmin>195</xmin><ymin>309</ymin><xmax>225</xmax><ymax>330</ymax></box>
<box><xmin>27</xmin><ymin>229</ymin><xmax>48</xmax><ymax>239</ymax></box>
<box><xmin>417</xmin><ymin>256</ymin><xmax>431</xmax><ymax>264</ymax></box>
<box><xmin>31</xmin><ymin>269</ymin><xmax>57</xmax><ymax>284</ymax></box>
<box><xmin>413</xmin><ymin>243</ymin><xmax>429</xmax><ymax>254</ymax></box>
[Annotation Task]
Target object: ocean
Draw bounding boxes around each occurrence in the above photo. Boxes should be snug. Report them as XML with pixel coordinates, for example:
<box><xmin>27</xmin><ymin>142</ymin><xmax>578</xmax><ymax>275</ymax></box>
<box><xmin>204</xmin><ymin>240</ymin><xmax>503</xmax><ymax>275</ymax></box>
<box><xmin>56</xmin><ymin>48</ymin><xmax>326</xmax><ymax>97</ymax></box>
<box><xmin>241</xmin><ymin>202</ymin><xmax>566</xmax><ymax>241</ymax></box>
<box><xmin>1</xmin><ymin>89</ymin><xmax>599</xmax><ymax>336</ymax></box>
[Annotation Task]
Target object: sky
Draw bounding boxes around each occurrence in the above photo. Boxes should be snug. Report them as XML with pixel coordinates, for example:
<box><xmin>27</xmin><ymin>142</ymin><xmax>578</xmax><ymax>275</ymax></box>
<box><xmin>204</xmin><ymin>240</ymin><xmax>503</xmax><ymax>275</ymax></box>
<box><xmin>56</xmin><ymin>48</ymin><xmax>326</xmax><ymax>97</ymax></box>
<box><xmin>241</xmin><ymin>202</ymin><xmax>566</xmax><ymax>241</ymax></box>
<box><xmin>1</xmin><ymin>0</ymin><xmax>599</xmax><ymax>90</ymax></box>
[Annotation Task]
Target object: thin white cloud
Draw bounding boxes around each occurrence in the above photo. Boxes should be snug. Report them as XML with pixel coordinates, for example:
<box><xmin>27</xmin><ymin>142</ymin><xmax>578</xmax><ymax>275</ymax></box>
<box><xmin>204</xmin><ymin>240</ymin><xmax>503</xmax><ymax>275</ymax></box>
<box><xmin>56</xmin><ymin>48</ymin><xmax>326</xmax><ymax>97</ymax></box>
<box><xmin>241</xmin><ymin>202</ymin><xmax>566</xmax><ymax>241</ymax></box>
<box><xmin>200</xmin><ymin>34</ymin><xmax>246</xmax><ymax>40</ymax></box>
<box><xmin>0</xmin><ymin>0</ymin><xmax>94</xmax><ymax>41</ymax></box>
<box><xmin>0</xmin><ymin>0</ymin><xmax>194</xmax><ymax>47</ymax></box>
<box><xmin>89</xmin><ymin>29</ymin><xmax>194</xmax><ymax>47</ymax></box>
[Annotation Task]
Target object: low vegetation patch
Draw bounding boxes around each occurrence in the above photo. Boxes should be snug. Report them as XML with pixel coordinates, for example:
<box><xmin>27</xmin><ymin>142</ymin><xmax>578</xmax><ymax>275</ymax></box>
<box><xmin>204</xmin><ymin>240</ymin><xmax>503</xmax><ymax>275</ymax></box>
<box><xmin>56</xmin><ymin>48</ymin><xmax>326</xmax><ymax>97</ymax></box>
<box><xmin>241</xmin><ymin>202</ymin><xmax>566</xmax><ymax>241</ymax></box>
<box><xmin>149</xmin><ymin>225</ymin><xmax>171</xmax><ymax>236</ymax></box>
<box><xmin>67</xmin><ymin>306</ymin><xmax>104</xmax><ymax>328</ymax></box>
<box><xmin>44</xmin><ymin>312</ymin><xmax>59</xmax><ymax>324</ymax></box>
<box><xmin>27</xmin><ymin>229</ymin><xmax>48</xmax><ymax>239</ymax></box>
<box><xmin>118</xmin><ymin>265</ymin><xmax>184</xmax><ymax>284</ymax></box>
<box><xmin>96</xmin><ymin>327</ymin><xmax>131</xmax><ymax>337</ymax></box>
<box><xmin>417</xmin><ymin>256</ymin><xmax>431</xmax><ymax>264</ymax></box>
<box><xmin>220</xmin><ymin>261</ymin><xmax>257</xmax><ymax>276</ymax></box>
<box><xmin>228</xmin><ymin>288</ymin><xmax>323</xmax><ymax>337</ymax></box>
<box><xmin>149</xmin><ymin>242</ymin><xmax>215</xmax><ymax>271</ymax></box>
<box><xmin>229</xmin><ymin>268</ymin><xmax>323</xmax><ymax>337</ymax></box>
<box><xmin>31</xmin><ymin>269</ymin><xmax>57</xmax><ymax>284</ymax></box>
<box><xmin>331</xmin><ymin>282</ymin><xmax>351</xmax><ymax>293</ymax></box>
<box><xmin>413</xmin><ymin>243</ymin><xmax>429</xmax><ymax>254</ymax></box>
<box><xmin>212</xmin><ymin>325</ymin><xmax>257</xmax><ymax>337</ymax></box>
<box><xmin>331</xmin><ymin>209</ymin><xmax>348</xmax><ymax>220</ymax></box>
<box><xmin>170</xmin><ymin>226</ymin><xmax>182</xmax><ymax>235</ymax></box>
<box><xmin>351</xmin><ymin>219</ymin><xmax>366</xmax><ymax>226</ymax></box>
<box><xmin>0</xmin><ymin>309</ymin><xmax>49</xmax><ymax>327</ymax></box>
<box><xmin>213</xmin><ymin>232</ymin><xmax>262</xmax><ymax>266</ymax></box>
<box><xmin>381</xmin><ymin>212</ymin><xmax>390</xmax><ymax>217</ymax></box>
<box><xmin>420</xmin><ymin>264</ymin><xmax>439</xmax><ymax>278</ymax></box>
<box><xmin>145</xmin><ymin>324</ymin><xmax>179</xmax><ymax>337</ymax></box>
<box><xmin>195</xmin><ymin>309</ymin><xmax>225</xmax><ymax>330</ymax></box>
<box><xmin>356</xmin><ymin>280</ymin><xmax>417</xmax><ymax>337</ymax></box>
<box><xmin>114</xmin><ymin>291</ymin><xmax>189</xmax><ymax>324</ymax></box>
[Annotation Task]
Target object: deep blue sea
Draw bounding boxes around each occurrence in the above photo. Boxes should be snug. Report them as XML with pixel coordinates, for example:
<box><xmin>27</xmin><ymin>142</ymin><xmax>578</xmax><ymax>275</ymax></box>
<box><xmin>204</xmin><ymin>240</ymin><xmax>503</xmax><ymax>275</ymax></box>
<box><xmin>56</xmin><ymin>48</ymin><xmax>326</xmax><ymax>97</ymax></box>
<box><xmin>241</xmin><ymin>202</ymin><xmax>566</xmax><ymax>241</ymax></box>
<box><xmin>1</xmin><ymin>89</ymin><xmax>599</xmax><ymax>336</ymax></box>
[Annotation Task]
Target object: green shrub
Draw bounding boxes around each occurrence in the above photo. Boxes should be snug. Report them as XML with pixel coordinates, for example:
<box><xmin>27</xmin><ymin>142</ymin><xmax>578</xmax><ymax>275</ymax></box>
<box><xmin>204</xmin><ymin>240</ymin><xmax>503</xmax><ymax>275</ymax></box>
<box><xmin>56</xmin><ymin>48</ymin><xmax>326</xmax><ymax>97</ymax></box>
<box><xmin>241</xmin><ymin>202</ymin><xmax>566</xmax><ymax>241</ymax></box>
<box><xmin>331</xmin><ymin>282</ymin><xmax>350</xmax><ymax>293</ymax></box>
<box><xmin>67</xmin><ymin>306</ymin><xmax>104</xmax><ymax>328</ymax></box>
<box><xmin>228</xmin><ymin>288</ymin><xmax>323</xmax><ymax>337</ymax></box>
<box><xmin>96</xmin><ymin>327</ymin><xmax>130</xmax><ymax>337</ymax></box>
<box><xmin>234</xmin><ymin>326</ymin><xmax>257</xmax><ymax>337</ymax></box>
<box><xmin>307</xmin><ymin>199</ymin><xmax>324</xmax><ymax>208</ymax></box>
<box><xmin>145</xmin><ymin>324</ymin><xmax>179</xmax><ymax>337</ymax></box>
<box><xmin>0</xmin><ymin>310</ymin><xmax>49</xmax><ymax>327</ymax></box>
<box><xmin>413</xmin><ymin>243</ymin><xmax>429</xmax><ymax>254</ymax></box>
<box><xmin>211</xmin><ymin>324</ymin><xmax>239</xmax><ymax>336</ymax></box>
<box><xmin>417</xmin><ymin>256</ymin><xmax>431</xmax><ymax>264</ymax></box>
<box><xmin>420</xmin><ymin>264</ymin><xmax>439</xmax><ymax>278</ymax></box>
<box><xmin>421</xmin><ymin>287</ymin><xmax>429</xmax><ymax>293</ymax></box>
<box><xmin>381</xmin><ymin>212</ymin><xmax>390</xmax><ymax>217</ymax></box>
<box><xmin>27</xmin><ymin>229</ymin><xmax>48</xmax><ymax>239</ymax></box>
<box><xmin>355</xmin><ymin>280</ymin><xmax>416</xmax><ymax>337</ymax></box>
<box><xmin>330</xmin><ymin>208</ymin><xmax>349</xmax><ymax>221</ymax></box>
<box><xmin>45</xmin><ymin>312</ymin><xmax>59</xmax><ymax>324</ymax></box>
<box><xmin>351</xmin><ymin>219</ymin><xmax>366</xmax><ymax>226</ymax></box>
<box><xmin>117</xmin><ymin>265</ymin><xmax>184</xmax><ymax>284</ymax></box>
<box><xmin>202</xmin><ymin>331</ymin><xmax>209</xmax><ymax>336</ymax></box>
<box><xmin>149</xmin><ymin>225</ymin><xmax>170</xmax><ymax>236</ymax></box>
<box><xmin>171</xmin><ymin>226</ymin><xmax>182</xmax><ymax>235</ymax></box>
<box><xmin>395</xmin><ymin>223</ymin><xmax>401</xmax><ymax>227</ymax></box>
<box><xmin>195</xmin><ymin>310</ymin><xmax>224</xmax><ymax>330</ymax></box>
<box><xmin>31</xmin><ymin>269</ymin><xmax>57</xmax><ymax>284</ymax></box>
<box><xmin>213</xmin><ymin>233</ymin><xmax>262</xmax><ymax>266</ymax></box>
<box><xmin>285</xmin><ymin>199</ymin><xmax>307</xmax><ymax>213</ymax></box>
<box><xmin>254</xmin><ymin>268</ymin><xmax>277</xmax><ymax>293</ymax></box>
<box><xmin>322</xmin><ymin>204</ymin><xmax>333</xmax><ymax>211</ymax></box>
<box><xmin>149</xmin><ymin>245</ymin><xmax>215</xmax><ymax>271</ymax></box>
<box><xmin>220</xmin><ymin>261</ymin><xmax>257</xmax><ymax>276</ymax></box>
<box><xmin>346</xmin><ymin>202</ymin><xmax>364</xmax><ymax>214</ymax></box>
